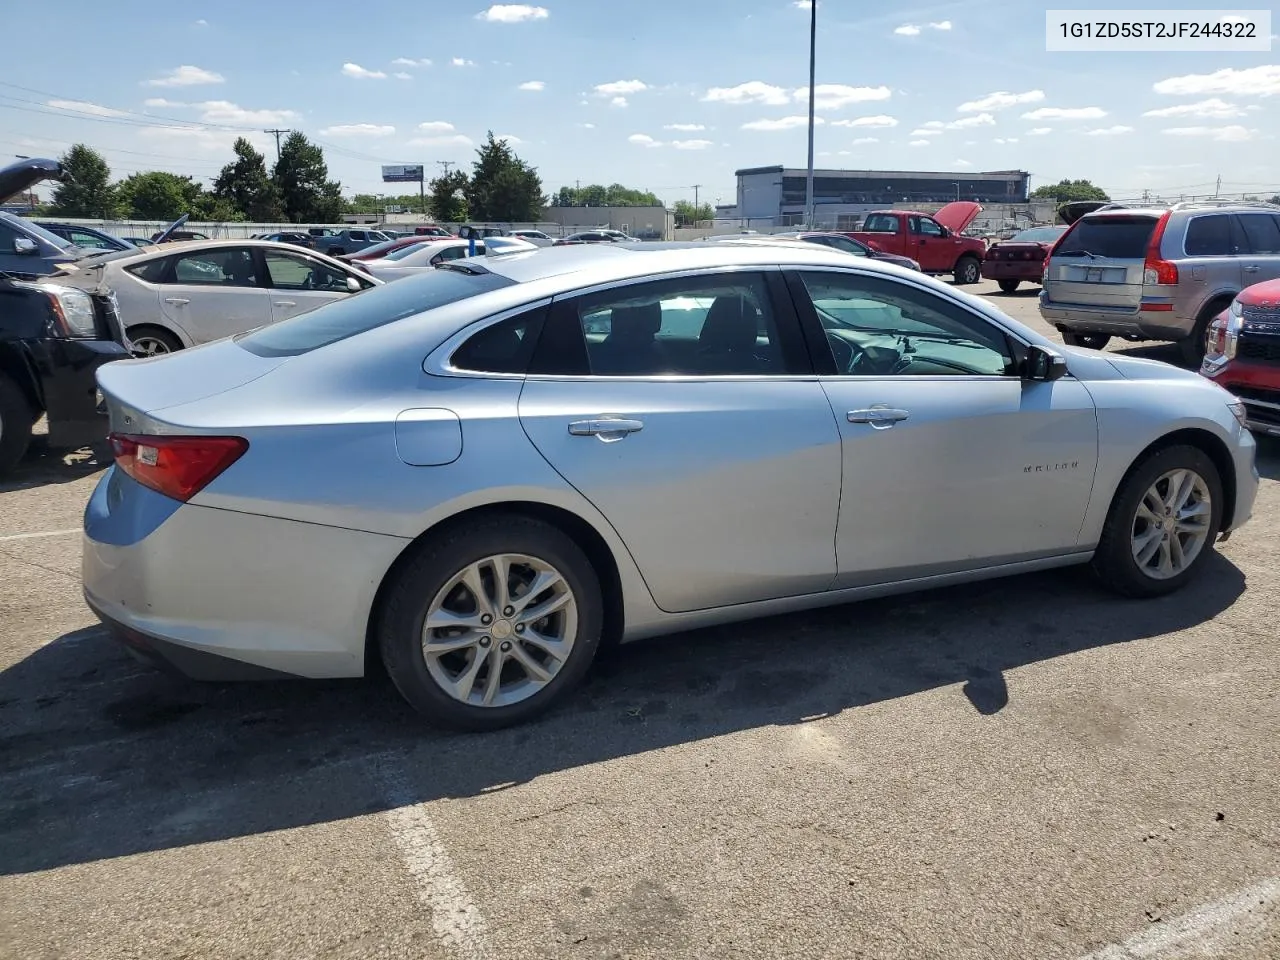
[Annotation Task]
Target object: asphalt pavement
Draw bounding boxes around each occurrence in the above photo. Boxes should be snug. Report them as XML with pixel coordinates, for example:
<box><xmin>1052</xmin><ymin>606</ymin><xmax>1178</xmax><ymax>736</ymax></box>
<box><xmin>1</xmin><ymin>280</ymin><xmax>1277</xmax><ymax>959</ymax></box>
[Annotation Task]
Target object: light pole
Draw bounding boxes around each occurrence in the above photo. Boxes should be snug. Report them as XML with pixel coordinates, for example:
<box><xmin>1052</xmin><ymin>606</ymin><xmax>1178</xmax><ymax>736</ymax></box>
<box><xmin>953</xmin><ymin>182</ymin><xmax>960</xmax><ymax>201</ymax></box>
<box><xmin>804</xmin><ymin>0</ymin><xmax>816</xmax><ymax>228</ymax></box>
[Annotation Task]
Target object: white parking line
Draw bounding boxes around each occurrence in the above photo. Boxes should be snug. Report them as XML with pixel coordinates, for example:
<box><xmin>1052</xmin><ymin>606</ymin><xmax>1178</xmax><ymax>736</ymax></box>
<box><xmin>1078</xmin><ymin>877</ymin><xmax>1279</xmax><ymax>959</ymax></box>
<box><xmin>0</xmin><ymin>528</ymin><xmax>80</xmax><ymax>542</ymax></box>
<box><xmin>377</xmin><ymin>762</ymin><xmax>494</xmax><ymax>960</ymax></box>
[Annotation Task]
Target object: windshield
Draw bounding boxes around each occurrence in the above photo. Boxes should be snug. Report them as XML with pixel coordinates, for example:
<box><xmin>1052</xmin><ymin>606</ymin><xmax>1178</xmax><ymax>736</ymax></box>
<box><xmin>239</xmin><ymin>267</ymin><xmax>514</xmax><ymax>357</ymax></box>
<box><xmin>4</xmin><ymin>215</ymin><xmax>73</xmax><ymax>250</ymax></box>
<box><xmin>359</xmin><ymin>237</ymin><xmax>417</xmax><ymax>259</ymax></box>
<box><xmin>384</xmin><ymin>241</ymin><xmax>446</xmax><ymax>261</ymax></box>
<box><xmin>1010</xmin><ymin>226</ymin><xmax>1068</xmax><ymax>243</ymax></box>
<box><xmin>1057</xmin><ymin>216</ymin><xmax>1158</xmax><ymax>258</ymax></box>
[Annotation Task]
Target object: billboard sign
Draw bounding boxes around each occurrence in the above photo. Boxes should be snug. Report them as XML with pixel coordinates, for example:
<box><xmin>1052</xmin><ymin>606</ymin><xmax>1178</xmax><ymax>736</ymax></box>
<box><xmin>381</xmin><ymin>164</ymin><xmax>424</xmax><ymax>183</ymax></box>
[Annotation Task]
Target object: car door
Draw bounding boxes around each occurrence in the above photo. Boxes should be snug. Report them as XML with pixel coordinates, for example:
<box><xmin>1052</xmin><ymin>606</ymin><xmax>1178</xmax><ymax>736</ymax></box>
<box><xmin>1234</xmin><ymin>212</ymin><xmax>1280</xmax><ymax>288</ymax></box>
<box><xmin>517</xmin><ymin>269</ymin><xmax>843</xmax><ymax>613</ymax></box>
<box><xmin>262</xmin><ymin>248</ymin><xmax>366</xmax><ymax>323</ymax></box>
<box><xmin>1181</xmin><ymin>213</ymin><xmax>1244</xmax><ymax>313</ymax></box>
<box><xmin>156</xmin><ymin>246</ymin><xmax>273</xmax><ymax>344</ymax></box>
<box><xmin>786</xmin><ymin>268</ymin><xmax>1098</xmax><ymax>588</ymax></box>
<box><xmin>912</xmin><ymin>216</ymin><xmax>950</xmax><ymax>272</ymax></box>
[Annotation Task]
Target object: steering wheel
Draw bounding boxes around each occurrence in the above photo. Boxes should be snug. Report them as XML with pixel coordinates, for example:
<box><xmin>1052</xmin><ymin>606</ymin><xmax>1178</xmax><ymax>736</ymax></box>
<box><xmin>825</xmin><ymin>331</ymin><xmax>867</xmax><ymax>374</ymax></box>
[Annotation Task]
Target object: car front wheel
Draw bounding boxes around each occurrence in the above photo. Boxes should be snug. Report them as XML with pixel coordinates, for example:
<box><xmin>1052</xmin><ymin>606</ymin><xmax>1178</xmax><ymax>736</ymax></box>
<box><xmin>1090</xmin><ymin>444</ymin><xmax>1223</xmax><ymax>598</ymax></box>
<box><xmin>953</xmin><ymin>255</ymin><xmax>981</xmax><ymax>285</ymax></box>
<box><xmin>378</xmin><ymin>515</ymin><xmax>604</xmax><ymax>730</ymax></box>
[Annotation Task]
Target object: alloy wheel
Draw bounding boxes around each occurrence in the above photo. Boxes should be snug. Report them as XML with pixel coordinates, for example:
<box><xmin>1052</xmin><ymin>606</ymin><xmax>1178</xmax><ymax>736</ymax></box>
<box><xmin>1130</xmin><ymin>468</ymin><xmax>1212</xmax><ymax>580</ymax></box>
<box><xmin>421</xmin><ymin>553</ymin><xmax>578</xmax><ymax>707</ymax></box>
<box><xmin>131</xmin><ymin>336</ymin><xmax>172</xmax><ymax>357</ymax></box>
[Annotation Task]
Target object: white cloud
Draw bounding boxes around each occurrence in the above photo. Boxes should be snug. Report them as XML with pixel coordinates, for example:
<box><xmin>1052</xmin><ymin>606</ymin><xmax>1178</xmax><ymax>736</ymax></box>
<box><xmin>476</xmin><ymin>4</ymin><xmax>549</xmax><ymax>22</ymax></box>
<box><xmin>793</xmin><ymin>1</ymin><xmax>812</xmax><ymax>8</ymax></box>
<box><xmin>672</xmin><ymin>139</ymin><xmax>713</xmax><ymax>150</ymax></box>
<box><xmin>895</xmin><ymin>20</ymin><xmax>951</xmax><ymax>36</ymax></box>
<box><xmin>580</xmin><ymin>122</ymin><xmax>595</xmax><ymax>129</ymax></box>
<box><xmin>518</xmin><ymin>80</ymin><xmax>545</xmax><ymax>91</ymax></box>
<box><xmin>1142</xmin><ymin>98</ymin><xmax>1247</xmax><ymax>119</ymax></box>
<box><xmin>46</xmin><ymin>99</ymin><xmax>128</xmax><ymax>118</ymax></box>
<box><xmin>610</xmin><ymin>96</ymin><xmax>628</xmax><ymax>108</ymax></box>
<box><xmin>392</xmin><ymin>57</ymin><xmax>432</xmax><ymax>66</ymax></box>
<box><xmin>1021</xmin><ymin>106</ymin><xmax>1107</xmax><ymax>120</ymax></box>
<box><xmin>992</xmin><ymin>137</ymin><xmax>1020</xmax><ymax>144</ymax></box>
<box><xmin>1086</xmin><ymin>125</ymin><xmax>1133</xmax><ymax>136</ymax></box>
<box><xmin>930</xmin><ymin>20</ymin><xmax>952</xmax><ymax>30</ymax></box>
<box><xmin>851</xmin><ymin>136</ymin><xmax>879</xmax><ymax>144</ymax></box>
<box><xmin>830</xmin><ymin>114</ymin><xmax>898</xmax><ymax>128</ymax></box>
<box><xmin>417</xmin><ymin>121</ymin><xmax>456</xmax><ymax>132</ymax></box>
<box><xmin>595</xmin><ymin>79</ymin><xmax>648</xmax><ymax>96</ymax></box>
<box><xmin>742</xmin><ymin>115</ymin><xmax>824</xmax><ymax>131</ymax></box>
<box><xmin>1026</xmin><ymin>127</ymin><xmax>1052</xmax><ymax>135</ymax></box>
<box><xmin>1152</xmin><ymin>65</ymin><xmax>1280</xmax><ymax>97</ymax></box>
<box><xmin>194</xmin><ymin>19</ymin><xmax>208</xmax><ymax>26</ymax></box>
<box><xmin>703</xmin><ymin>81</ymin><xmax>790</xmax><ymax>106</ymax></box>
<box><xmin>406</xmin><ymin>134</ymin><xmax>474</xmax><ymax>148</ymax></box>
<box><xmin>342</xmin><ymin>62</ymin><xmax>386</xmax><ymax>80</ymax></box>
<box><xmin>957</xmin><ymin>89</ymin><xmax>1043</xmax><ymax>112</ymax></box>
<box><xmin>195</xmin><ymin>100</ymin><xmax>298</xmax><ymax>125</ymax></box>
<box><xmin>394</xmin><ymin>72</ymin><xmax>413</xmax><ymax>80</ymax></box>
<box><xmin>451</xmin><ymin>58</ymin><xmax>477</xmax><ymax>67</ymax></box>
<box><xmin>493</xmin><ymin>133</ymin><xmax>523</xmax><ymax>144</ymax></box>
<box><xmin>664</xmin><ymin>123</ymin><xmax>706</xmax><ymax>131</ymax></box>
<box><xmin>145</xmin><ymin>65</ymin><xmax>225</xmax><ymax>87</ymax></box>
<box><xmin>320</xmin><ymin>123</ymin><xmax>396</xmax><ymax>137</ymax></box>
<box><xmin>909</xmin><ymin>139</ymin><xmax>929</xmax><ymax>146</ymax></box>
<box><xmin>137</xmin><ymin>126</ymin><xmax>272</xmax><ymax>155</ymax></box>
<box><xmin>628</xmin><ymin>133</ymin><xmax>662</xmax><ymax>147</ymax></box>
<box><xmin>143</xmin><ymin>98</ymin><xmax>183</xmax><ymax>108</ymax></box>
<box><xmin>915</xmin><ymin>114</ymin><xmax>995</xmax><ymax>133</ymax></box>
<box><xmin>1162</xmin><ymin>125</ymin><xmax>1256</xmax><ymax>142</ymax></box>
<box><xmin>792</xmin><ymin>84</ymin><xmax>892</xmax><ymax>109</ymax></box>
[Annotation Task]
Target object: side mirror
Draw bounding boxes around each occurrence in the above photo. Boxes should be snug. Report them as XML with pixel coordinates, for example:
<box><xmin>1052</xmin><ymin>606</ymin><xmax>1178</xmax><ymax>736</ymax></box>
<box><xmin>1022</xmin><ymin>344</ymin><xmax>1069</xmax><ymax>382</ymax></box>
<box><xmin>13</xmin><ymin>237</ymin><xmax>37</xmax><ymax>255</ymax></box>
<box><xmin>345</xmin><ymin>276</ymin><xmax>362</xmax><ymax>292</ymax></box>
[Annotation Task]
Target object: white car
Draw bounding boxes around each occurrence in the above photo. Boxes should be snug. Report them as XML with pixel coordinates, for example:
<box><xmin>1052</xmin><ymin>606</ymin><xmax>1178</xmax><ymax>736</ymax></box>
<box><xmin>362</xmin><ymin>239</ymin><xmax>488</xmax><ymax>282</ymax></box>
<box><xmin>509</xmin><ymin>229</ymin><xmax>554</xmax><ymax>247</ymax></box>
<box><xmin>57</xmin><ymin>240</ymin><xmax>380</xmax><ymax>354</ymax></box>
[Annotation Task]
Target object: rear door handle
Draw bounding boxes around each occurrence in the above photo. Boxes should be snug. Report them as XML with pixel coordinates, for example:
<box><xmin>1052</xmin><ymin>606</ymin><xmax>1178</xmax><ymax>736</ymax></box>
<box><xmin>163</xmin><ymin>297</ymin><xmax>189</xmax><ymax>306</ymax></box>
<box><xmin>568</xmin><ymin>417</ymin><xmax>644</xmax><ymax>440</ymax></box>
<box><xmin>1243</xmin><ymin>265</ymin><xmax>1260</xmax><ymax>273</ymax></box>
<box><xmin>274</xmin><ymin>300</ymin><xmax>297</xmax><ymax>307</ymax></box>
<box><xmin>848</xmin><ymin>407</ymin><xmax>910</xmax><ymax>428</ymax></box>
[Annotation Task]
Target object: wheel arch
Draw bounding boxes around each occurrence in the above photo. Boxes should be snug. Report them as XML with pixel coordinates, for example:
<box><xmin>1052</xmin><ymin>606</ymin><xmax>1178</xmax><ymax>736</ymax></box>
<box><xmin>1115</xmin><ymin>426</ymin><xmax>1237</xmax><ymax>531</ymax></box>
<box><xmin>364</xmin><ymin>500</ymin><xmax>626</xmax><ymax>676</ymax></box>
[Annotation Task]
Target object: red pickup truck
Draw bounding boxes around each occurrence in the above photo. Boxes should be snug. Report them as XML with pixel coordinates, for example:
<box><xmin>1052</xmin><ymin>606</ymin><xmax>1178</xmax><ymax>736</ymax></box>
<box><xmin>846</xmin><ymin>201</ymin><xmax>986</xmax><ymax>284</ymax></box>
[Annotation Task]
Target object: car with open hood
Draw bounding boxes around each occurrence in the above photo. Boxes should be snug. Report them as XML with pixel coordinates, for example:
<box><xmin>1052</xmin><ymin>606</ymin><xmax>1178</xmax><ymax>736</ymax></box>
<box><xmin>845</xmin><ymin>201</ymin><xmax>987</xmax><ymax>284</ymax></box>
<box><xmin>0</xmin><ymin>157</ymin><xmax>130</xmax><ymax>474</ymax></box>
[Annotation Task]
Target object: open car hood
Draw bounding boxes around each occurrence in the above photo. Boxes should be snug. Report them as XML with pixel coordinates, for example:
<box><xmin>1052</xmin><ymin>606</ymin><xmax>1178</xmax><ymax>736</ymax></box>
<box><xmin>151</xmin><ymin>213</ymin><xmax>191</xmax><ymax>244</ymax></box>
<box><xmin>1057</xmin><ymin>200</ymin><xmax>1110</xmax><ymax>225</ymax></box>
<box><xmin>932</xmin><ymin>200</ymin><xmax>983</xmax><ymax>234</ymax></box>
<box><xmin>0</xmin><ymin>157</ymin><xmax>63</xmax><ymax>203</ymax></box>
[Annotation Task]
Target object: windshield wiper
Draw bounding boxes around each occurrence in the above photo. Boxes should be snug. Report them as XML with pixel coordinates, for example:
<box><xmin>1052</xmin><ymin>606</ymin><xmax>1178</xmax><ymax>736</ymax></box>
<box><xmin>1055</xmin><ymin>249</ymin><xmax>1098</xmax><ymax>259</ymax></box>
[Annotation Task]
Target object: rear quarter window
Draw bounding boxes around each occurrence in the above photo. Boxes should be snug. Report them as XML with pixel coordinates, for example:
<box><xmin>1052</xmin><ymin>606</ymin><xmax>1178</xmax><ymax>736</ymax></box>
<box><xmin>125</xmin><ymin>258</ymin><xmax>169</xmax><ymax>283</ymax></box>
<box><xmin>1183</xmin><ymin>214</ymin><xmax>1235</xmax><ymax>257</ymax></box>
<box><xmin>1058</xmin><ymin>216</ymin><xmax>1157</xmax><ymax>259</ymax></box>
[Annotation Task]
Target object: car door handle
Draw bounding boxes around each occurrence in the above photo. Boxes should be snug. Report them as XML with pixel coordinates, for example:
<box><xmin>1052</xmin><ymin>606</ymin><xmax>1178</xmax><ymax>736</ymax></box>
<box><xmin>273</xmin><ymin>300</ymin><xmax>297</xmax><ymax>307</ymax></box>
<box><xmin>848</xmin><ymin>407</ymin><xmax>910</xmax><ymax>426</ymax></box>
<box><xmin>163</xmin><ymin>297</ymin><xmax>189</xmax><ymax>305</ymax></box>
<box><xmin>568</xmin><ymin>417</ymin><xmax>644</xmax><ymax>439</ymax></box>
<box><xmin>1243</xmin><ymin>265</ymin><xmax>1260</xmax><ymax>273</ymax></box>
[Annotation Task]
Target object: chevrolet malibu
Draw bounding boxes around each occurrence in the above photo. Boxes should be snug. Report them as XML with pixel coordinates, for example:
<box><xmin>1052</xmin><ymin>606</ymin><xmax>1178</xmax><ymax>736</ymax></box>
<box><xmin>83</xmin><ymin>242</ymin><xmax>1259</xmax><ymax>730</ymax></box>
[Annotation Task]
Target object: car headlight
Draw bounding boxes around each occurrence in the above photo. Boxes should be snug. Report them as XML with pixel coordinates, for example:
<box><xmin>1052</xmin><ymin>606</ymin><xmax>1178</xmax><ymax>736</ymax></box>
<box><xmin>1227</xmin><ymin>399</ymin><xmax>1249</xmax><ymax>428</ymax></box>
<box><xmin>14</xmin><ymin>281</ymin><xmax>98</xmax><ymax>337</ymax></box>
<box><xmin>1223</xmin><ymin>300</ymin><xmax>1243</xmax><ymax>360</ymax></box>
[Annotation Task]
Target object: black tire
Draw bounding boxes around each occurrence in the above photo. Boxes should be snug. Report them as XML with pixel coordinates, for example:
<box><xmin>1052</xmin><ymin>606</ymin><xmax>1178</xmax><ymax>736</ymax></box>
<box><xmin>329</xmin><ymin>247</ymin><xmax>345</xmax><ymax>257</ymax></box>
<box><xmin>1062</xmin><ymin>332</ymin><xmax>1112</xmax><ymax>350</ymax></box>
<box><xmin>953</xmin><ymin>255</ymin><xmax>981</xmax><ymax>285</ymax></box>
<box><xmin>378</xmin><ymin>514</ymin><xmax>604</xmax><ymax>730</ymax></box>
<box><xmin>1177</xmin><ymin>299</ymin><xmax>1230</xmax><ymax>368</ymax></box>
<box><xmin>127</xmin><ymin>325</ymin><xmax>182</xmax><ymax>356</ymax></box>
<box><xmin>997</xmin><ymin>279</ymin><xmax>1020</xmax><ymax>293</ymax></box>
<box><xmin>0</xmin><ymin>375</ymin><xmax>34</xmax><ymax>475</ymax></box>
<box><xmin>1090</xmin><ymin>444</ymin><xmax>1223</xmax><ymax>598</ymax></box>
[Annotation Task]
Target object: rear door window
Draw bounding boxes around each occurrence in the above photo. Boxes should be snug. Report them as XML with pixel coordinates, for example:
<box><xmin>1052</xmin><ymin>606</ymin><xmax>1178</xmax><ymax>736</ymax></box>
<box><xmin>1057</xmin><ymin>216</ymin><xmax>1157</xmax><ymax>259</ymax></box>
<box><xmin>1183</xmin><ymin>214</ymin><xmax>1234</xmax><ymax>257</ymax></box>
<box><xmin>1237</xmin><ymin>213</ymin><xmax>1280</xmax><ymax>255</ymax></box>
<box><xmin>861</xmin><ymin>214</ymin><xmax>899</xmax><ymax>233</ymax></box>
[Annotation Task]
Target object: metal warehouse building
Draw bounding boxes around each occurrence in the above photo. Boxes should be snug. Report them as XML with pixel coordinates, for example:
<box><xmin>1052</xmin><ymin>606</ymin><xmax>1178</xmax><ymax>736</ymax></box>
<box><xmin>730</xmin><ymin>166</ymin><xmax>1031</xmax><ymax>228</ymax></box>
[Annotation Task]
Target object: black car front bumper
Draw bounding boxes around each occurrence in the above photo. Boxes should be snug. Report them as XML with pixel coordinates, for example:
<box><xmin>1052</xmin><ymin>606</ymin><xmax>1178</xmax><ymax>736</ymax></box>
<box><xmin>25</xmin><ymin>336</ymin><xmax>130</xmax><ymax>448</ymax></box>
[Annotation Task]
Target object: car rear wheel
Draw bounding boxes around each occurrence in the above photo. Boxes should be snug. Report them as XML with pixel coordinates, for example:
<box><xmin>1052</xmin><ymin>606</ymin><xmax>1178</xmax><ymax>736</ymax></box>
<box><xmin>378</xmin><ymin>515</ymin><xmax>604</xmax><ymax>730</ymax></box>
<box><xmin>0</xmin><ymin>375</ymin><xmax>34</xmax><ymax>475</ymax></box>
<box><xmin>953</xmin><ymin>255</ymin><xmax>981</xmax><ymax>285</ymax></box>
<box><xmin>1177</xmin><ymin>299</ymin><xmax>1230</xmax><ymax>368</ymax></box>
<box><xmin>997</xmin><ymin>279</ymin><xmax>1020</xmax><ymax>293</ymax></box>
<box><xmin>1090</xmin><ymin>444</ymin><xmax>1222</xmax><ymax>598</ymax></box>
<box><xmin>127</xmin><ymin>326</ymin><xmax>182</xmax><ymax>357</ymax></box>
<box><xmin>1061</xmin><ymin>332</ymin><xmax>1111</xmax><ymax>350</ymax></box>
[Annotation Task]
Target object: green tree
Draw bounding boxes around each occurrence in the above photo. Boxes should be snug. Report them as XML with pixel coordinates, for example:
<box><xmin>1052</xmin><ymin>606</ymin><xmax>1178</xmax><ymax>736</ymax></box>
<box><xmin>1029</xmin><ymin>179</ymin><xmax>1109</xmax><ymax>203</ymax></box>
<box><xmin>551</xmin><ymin>183</ymin><xmax>662</xmax><ymax>207</ymax></box>
<box><xmin>213</xmin><ymin>137</ymin><xmax>282</xmax><ymax>221</ymax></box>
<box><xmin>465</xmin><ymin>132</ymin><xmax>544</xmax><ymax>221</ymax></box>
<box><xmin>273</xmin><ymin>131</ymin><xmax>343</xmax><ymax>223</ymax></box>
<box><xmin>117</xmin><ymin>171</ymin><xmax>201</xmax><ymax>220</ymax></box>
<box><xmin>673</xmin><ymin>200</ymin><xmax>713</xmax><ymax>226</ymax></box>
<box><xmin>429</xmin><ymin>170</ymin><xmax>469</xmax><ymax>222</ymax></box>
<box><xmin>191</xmin><ymin>192</ymin><xmax>244</xmax><ymax>222</ymax></box>
<box><xmin>49</xmin><ymin>144</ymin><xmax>120</xmax><ymax>218</ymax></box>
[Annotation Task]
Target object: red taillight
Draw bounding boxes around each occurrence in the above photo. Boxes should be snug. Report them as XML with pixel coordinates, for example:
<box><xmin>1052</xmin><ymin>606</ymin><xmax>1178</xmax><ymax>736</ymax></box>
<box><xmin>109</xmin><ymin>433</ymin><xmax>248</xmax><ymax>502</ymax></box>
<box><xmin>1143</xmin><ymin>211</ymin><xmax>1177</xmax><ymax>285</ymax></box>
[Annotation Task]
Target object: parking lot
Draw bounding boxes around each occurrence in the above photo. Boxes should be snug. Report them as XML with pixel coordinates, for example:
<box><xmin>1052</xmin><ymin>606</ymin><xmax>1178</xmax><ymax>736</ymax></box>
<box><xmin>1</xmin><ymin>279</ymin><xmax>1277</xmax><ymax>960</ymax></box>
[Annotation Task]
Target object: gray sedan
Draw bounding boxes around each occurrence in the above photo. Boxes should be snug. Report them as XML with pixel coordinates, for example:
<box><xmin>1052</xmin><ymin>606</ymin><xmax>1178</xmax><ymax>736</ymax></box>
<box><xmin>83</xmin><ymin>242</ymin><xmax>1258</xmax><ymax>729</ymax></box>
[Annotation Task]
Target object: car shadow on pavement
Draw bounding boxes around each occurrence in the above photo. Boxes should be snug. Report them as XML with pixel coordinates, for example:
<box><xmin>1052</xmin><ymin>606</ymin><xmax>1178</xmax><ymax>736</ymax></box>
<box><xmin>0</xmin><ymin>440</ymin><xmax>107</xmax><ymax>494</ymax></box>
<box><xmin>0</xmin><ymin>554</ymin><xmax>1248</xmax><ymax>876</ymax></box>
<box><xmin>1255</xmin><ymin>436</ymin><xmax>1280</xmax><ymax>480</ymax></box>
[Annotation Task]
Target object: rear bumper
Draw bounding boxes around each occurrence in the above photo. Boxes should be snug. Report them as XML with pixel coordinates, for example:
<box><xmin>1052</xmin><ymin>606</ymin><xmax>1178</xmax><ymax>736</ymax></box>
<box><xmin>82</xmin><ymin>467</ymin><xmax>410</xmax><ymax>680</ymax></box>
<box><xmin>25</xmin><ymin>337</ymin><xmax>130</xmax><ymax>448</ymax></box>
<box><xmin>981</xmin><ymin>261</ymin><xmax>1043</xmax><ymax>282</ymax></box>
<box><xmin>1038</xmin><ymin>293</ymin><xmax>1191</xmax><ymax>341</ymax></box>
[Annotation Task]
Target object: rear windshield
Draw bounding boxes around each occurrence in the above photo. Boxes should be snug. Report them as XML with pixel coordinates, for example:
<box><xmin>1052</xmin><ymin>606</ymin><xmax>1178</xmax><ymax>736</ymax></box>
<box><xmin>238</xmin><ymin>268</ymin><xmax>515</xmax><ymax>357</ymax></box>
<box><xmin>1010</xmin><ymin>226</ymin><xmax>1067</xmax><ymax>243</ymax></box>
<box><xmin>1057</xmin><ymin>216</ymin><xmax>1157</xmax><ymax>259</ymax></box>
<box><xmin>860</xmin><ymin>214</ymin><xmax>900</xmax><ymax>233</ymax></box>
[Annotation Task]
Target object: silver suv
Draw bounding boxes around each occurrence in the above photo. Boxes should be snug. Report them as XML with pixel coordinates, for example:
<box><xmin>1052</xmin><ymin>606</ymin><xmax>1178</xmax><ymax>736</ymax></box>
<box><xmin>1039</xmin><ymin>199</ymin><xmax>1280</xmax><ymax>364</ymax></box>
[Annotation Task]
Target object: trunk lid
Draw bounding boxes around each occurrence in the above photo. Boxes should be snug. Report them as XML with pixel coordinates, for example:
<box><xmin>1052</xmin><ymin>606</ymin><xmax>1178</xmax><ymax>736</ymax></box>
<box><xmin>933</xmin><ymin>201</ymin><xmax>983</xmax><ymax>234</ymax></box>
<box><xmin>1043</xmin><ymin>213</ymin><xmax>1160</xmax><ymax>310</ymax></box>
<box><xmin>0</xmin><ymin>157</ymin><xmax>63</xmax><ymax>202</ymax></box>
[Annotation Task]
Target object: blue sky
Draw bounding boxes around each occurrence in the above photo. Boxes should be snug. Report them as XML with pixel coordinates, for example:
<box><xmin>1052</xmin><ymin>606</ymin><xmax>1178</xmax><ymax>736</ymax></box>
<box><xmin>3</xmin><ymin>0</ymin><xmax>1277</xmax><ymax>209</ymax></box>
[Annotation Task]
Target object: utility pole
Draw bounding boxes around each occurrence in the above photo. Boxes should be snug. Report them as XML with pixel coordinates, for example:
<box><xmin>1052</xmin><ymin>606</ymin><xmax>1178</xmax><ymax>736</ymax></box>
<box><xmin>263</xmin><ymin>128</ymin><xmax>289</xmax><ymax>160</ymax></box>
<box><xmin>804</xmin><ymin>0</ymin><xmax>817</xmax><ymax>228</ymax></box>
<box><xmin>1215</xmin><ymin>174</ymin><xmax>1221</xmax><ymax>197</ymax></box>
<box><xmin>438</xmin><ymin>160</ymin><xmax>455</xmax><ymax>177</ymax></box>
<box><xmin>691</xmin><ymin>184</ymin><xmax>702</xmax><ymax>224</ymax></box>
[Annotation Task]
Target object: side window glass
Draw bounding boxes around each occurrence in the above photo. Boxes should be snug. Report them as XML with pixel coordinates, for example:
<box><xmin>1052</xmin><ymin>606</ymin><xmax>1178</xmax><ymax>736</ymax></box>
<box><xmin>1237</xmin><ymin>214</ymin><xmax>1280</xmax><ymax>255</ymax></box>
<box><xmin>265</xmin><ymin>252</ymin><xmax>350</xmax><ymax>291</ymax></box>
<box><xmin>918</xmin><ymin>218</ymin><xmax>943</xmax><ymax>238</ymax></box>
<box><xmin>798</xmin><ymin>271</ymin><xmax>1014</xmax><ymax>377</ymax></box>
<box><xmin>168</xmin><ymin>248</ymin><xmax>258</xmax><ymax>286</ymax></box>
<box><xmin>126</xmin><ymin>257</ymin><xmax>169</xmax><ymax>283</ymax></box>
<box><xmin>450</xmin><ymin>307</ymin><xmax>546</xmax><ymax>374</ymax></box>
<box><xmin>861</xmin><ymin>214</ymin><xmax>897</xmax><ymax>233</ymax></box>
<box><xmin>0</xmin><ymin>223</ymin><xmax>19</xmax><ymax>249</ymax></box>
<box><xmin>1184</xmin><ymin>215</ymin><xmax>1233</xmax><ymax>256</ymax></box>
<box><xmin>568</xmin><ymin>273</ymin><xmax>787</xmax><ymax>376</ymax></box>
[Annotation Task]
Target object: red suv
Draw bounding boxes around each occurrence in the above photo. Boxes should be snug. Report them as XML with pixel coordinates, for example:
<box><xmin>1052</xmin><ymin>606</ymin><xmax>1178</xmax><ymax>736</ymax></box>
<box><xmin>1201</xmin><ymin>277</ymin><xmax>1280</xmax><ymax>438</ymax></box>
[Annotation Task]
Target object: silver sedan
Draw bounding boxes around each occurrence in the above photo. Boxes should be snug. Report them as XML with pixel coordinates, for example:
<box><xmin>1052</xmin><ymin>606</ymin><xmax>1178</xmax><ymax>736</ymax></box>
<box><xmin>83</xmin><ymin>242</ymin><xmax>1259</xmax><ymax>729</ymax></box>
